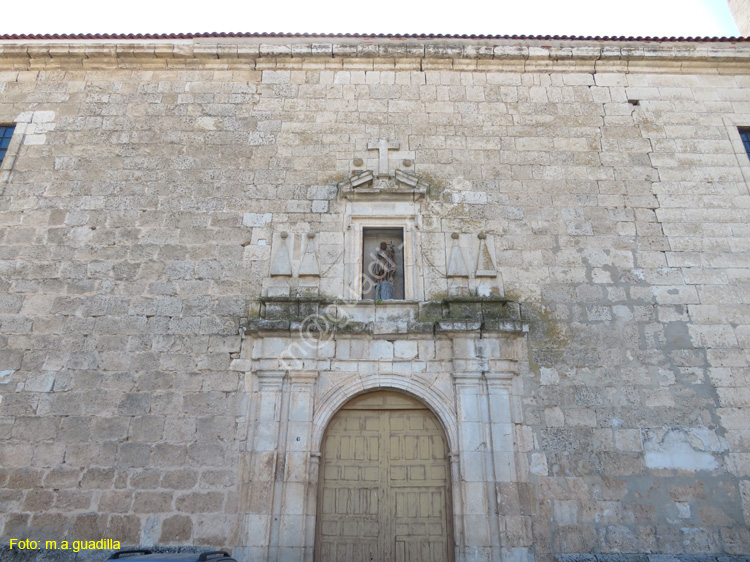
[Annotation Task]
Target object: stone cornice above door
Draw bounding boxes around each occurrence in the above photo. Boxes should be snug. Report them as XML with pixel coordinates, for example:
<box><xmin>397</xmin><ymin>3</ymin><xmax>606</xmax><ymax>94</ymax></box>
<box><xmin>242</xmin><ymin>296</ymin><xmax>527</xmax><ymax>337</ymax></box>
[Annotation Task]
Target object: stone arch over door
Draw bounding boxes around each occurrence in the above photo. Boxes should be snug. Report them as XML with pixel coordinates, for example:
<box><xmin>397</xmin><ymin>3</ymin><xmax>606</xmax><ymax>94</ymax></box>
<box><xmin>311</xmin><ymin>374</ymin><xmax>459</xmax><ymax>455</ymax></box>
<box><xmin>315</xmin><ymin>390</ymin><xmax>454</xmax><ymax>562</ymax></box>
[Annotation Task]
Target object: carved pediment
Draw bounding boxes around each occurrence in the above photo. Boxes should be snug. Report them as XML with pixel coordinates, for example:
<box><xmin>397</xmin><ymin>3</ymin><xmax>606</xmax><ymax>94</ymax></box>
<box><xmin>338</xmin><ymin>169</ymin><xmax>431</xmax><ymax>201</ymax></box>
<box><xmin>338</xmin><ymin>137</ymin><xmax>431</xmax><ymax>201</ymax></box>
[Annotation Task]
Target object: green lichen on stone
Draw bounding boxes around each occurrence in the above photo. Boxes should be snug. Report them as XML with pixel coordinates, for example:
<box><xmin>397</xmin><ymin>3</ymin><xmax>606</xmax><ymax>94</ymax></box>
<box><xmin>246</xmin><ymin>295</ymin><xmax>525</xmax><ymax>336</ymax></box>
<box><xmin>248</xmin><ymin>300</ymin><xmax>261</xmax><ymax>317</ymax></box>
<box><xmin>415</xmin><ymin>171</ymin><xmax>448</xmax><ymax>201</ymax></box>
<box><xmin>418</xmin><ymin>301</ymin><xmax>444</xmax><ymax>323</ymax></box>
<box><xmin>504</xmin><ymin>288</ymin><xmax>570</xmax><ymax>376</ymax></box>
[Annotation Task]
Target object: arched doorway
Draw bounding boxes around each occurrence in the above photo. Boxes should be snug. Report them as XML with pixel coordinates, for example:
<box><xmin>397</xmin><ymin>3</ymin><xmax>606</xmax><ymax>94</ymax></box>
<box><xmin>315</xmin><ymin>390</ymin><xmax>453</xmax><ymax>562</ymax></box>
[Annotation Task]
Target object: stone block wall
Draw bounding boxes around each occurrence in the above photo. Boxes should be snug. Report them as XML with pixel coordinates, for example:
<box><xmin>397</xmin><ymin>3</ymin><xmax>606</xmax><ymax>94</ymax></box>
<box><xmin>728</xmin><ymin>0</ymin><xmax>750</xmax><ymax>35</ymax></box>
<box><xmin>0</xmin><ymin>38</ymin><xmax>748</xmax><ymax>560</ymax></box>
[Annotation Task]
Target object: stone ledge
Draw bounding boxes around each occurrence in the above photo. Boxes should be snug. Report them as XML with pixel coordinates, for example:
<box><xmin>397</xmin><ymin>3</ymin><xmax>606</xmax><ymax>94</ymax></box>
<box><xmin>243</xmin><ymin>297</ymin><xmax>528</xmax><ymax>336</ymax></box>
<box><xmin>1</xmin><ymin>39</ymin><xmax>750</xmax><ymax>72</ymax></box>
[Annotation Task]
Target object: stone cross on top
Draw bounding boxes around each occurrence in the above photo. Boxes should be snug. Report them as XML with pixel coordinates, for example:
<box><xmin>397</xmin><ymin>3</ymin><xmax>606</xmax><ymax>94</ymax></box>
<box><xmin>368</xmin><ymin>138</ymin><xmax>400</xmax><ymax>177</ymax></box>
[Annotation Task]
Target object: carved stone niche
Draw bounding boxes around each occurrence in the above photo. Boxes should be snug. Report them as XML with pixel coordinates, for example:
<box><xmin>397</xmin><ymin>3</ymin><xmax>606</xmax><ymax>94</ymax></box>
<box><xmin>337</xmin><ymin>167</ymin><xmax>434</xmax><ymax>301</ymax></box>
<box><xmin>338</xmin><ymin>169</ymin><xmax>432</xmax><ymax>201</ymax></box>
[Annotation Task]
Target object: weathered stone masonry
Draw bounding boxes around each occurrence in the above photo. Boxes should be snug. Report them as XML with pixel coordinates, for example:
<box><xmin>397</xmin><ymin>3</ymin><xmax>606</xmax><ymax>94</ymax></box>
<box><xmin>0</xmin><ymin>36</ymin><xmax>749</xmax><ymax>561</ymax></box>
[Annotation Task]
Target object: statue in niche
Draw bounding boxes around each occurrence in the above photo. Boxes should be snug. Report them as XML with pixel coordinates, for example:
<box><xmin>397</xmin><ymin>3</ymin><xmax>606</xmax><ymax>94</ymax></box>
<box><xmin>373</xmin><ymin>241</ymin><xmax>396</xmax><ymax>301</ymax></box>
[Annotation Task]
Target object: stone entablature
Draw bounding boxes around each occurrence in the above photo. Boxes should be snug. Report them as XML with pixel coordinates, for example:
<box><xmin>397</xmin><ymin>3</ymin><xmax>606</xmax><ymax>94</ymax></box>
<box><xmin>1</xmin><ymin>38</ymin><xmax>750</xmax><ymax>73</ymax></box>
<box><xmin>244</xmin><ymin>297</ymin><xmax>526</xmax><ymax>337</ymax></box>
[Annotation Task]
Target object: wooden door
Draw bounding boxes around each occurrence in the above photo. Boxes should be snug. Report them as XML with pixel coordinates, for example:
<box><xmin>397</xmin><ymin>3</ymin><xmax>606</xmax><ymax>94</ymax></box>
<box><xmin>316</xmin><ymin>392</ymin><xmax>452</xmax><ymax>562</ymax></box>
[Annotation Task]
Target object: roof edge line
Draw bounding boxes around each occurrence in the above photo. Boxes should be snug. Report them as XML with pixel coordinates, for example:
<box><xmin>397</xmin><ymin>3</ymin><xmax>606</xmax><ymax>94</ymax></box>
<box><xmin>0</xmin><ymin>31</ymin><xmax>748</xmax><ymax>43</ymax></box>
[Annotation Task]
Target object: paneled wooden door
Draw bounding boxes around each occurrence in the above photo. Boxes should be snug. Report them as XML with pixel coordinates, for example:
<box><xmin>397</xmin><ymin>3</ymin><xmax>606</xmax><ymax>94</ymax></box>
<box><xmin>316</xmin><ymin>391</ymin><xmax>452</xmax><ymax>562</ymax></box>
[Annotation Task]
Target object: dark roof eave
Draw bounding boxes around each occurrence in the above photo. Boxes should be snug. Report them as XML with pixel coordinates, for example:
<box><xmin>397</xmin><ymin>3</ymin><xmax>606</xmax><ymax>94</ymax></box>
<box><xmin>0</xmin><ymin>31</ymin><xmax>747</xmax><ymax>43</ymax></box>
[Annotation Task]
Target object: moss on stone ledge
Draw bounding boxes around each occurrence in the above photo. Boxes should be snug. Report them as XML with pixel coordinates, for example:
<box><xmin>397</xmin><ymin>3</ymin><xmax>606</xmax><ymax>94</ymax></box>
<box><xmin>245</xmin><ymin>296</ymin><xmax>525</xmax><ymax>335</ymax></box>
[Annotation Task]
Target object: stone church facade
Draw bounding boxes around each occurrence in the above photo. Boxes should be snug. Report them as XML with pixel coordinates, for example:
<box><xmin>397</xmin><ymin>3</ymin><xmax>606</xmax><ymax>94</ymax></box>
<box><xmin>0</xmin><ymin>33</ymin><xmax>749</xmax><ymax>562</ymax></box>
